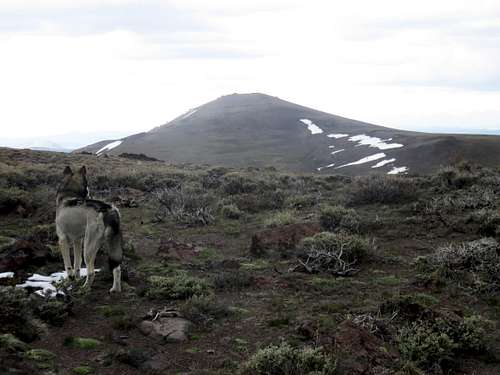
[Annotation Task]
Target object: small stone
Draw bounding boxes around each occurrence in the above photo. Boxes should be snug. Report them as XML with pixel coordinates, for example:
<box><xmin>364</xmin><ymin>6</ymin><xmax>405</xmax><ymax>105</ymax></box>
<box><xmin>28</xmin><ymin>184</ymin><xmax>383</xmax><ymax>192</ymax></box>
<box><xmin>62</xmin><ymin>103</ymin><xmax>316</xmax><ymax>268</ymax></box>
<box><xmin>139</xmin><ymin>317</ymin><xmax>191</xmax><ymax>343</ymax></box>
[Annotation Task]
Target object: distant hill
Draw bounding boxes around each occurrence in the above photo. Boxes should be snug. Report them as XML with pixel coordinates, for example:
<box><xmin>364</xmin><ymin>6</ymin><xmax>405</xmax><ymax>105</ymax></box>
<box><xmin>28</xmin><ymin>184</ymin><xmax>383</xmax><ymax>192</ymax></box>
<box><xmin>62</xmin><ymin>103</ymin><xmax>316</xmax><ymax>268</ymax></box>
<box><xmin>77</xmin><ymin>93</ymin><xmax>500</xmax><ymax>175</ymax></box>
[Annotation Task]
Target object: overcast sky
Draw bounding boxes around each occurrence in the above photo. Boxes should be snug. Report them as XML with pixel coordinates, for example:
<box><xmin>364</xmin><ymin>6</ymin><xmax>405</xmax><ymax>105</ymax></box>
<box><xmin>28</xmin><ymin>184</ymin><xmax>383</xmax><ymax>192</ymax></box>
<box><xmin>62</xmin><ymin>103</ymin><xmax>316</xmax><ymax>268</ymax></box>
<box><xmin>1</xmin><ymin>0</ymin><xmax>500</xmax><ymax>146</ymax></box>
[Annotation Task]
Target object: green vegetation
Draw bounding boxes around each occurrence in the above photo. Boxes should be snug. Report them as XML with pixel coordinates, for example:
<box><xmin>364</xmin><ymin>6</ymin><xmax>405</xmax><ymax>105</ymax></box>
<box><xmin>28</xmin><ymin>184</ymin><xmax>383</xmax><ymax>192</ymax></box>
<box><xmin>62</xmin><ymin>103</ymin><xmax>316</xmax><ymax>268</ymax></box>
<box><xmin>319</xmin><ymin>205</ymin><xmax>360</xmax><ymax>233</ymax></box>
<box><xmin>264</xmin><ymin>210</ymin><xmax>298</xmax><ymax>228</ymax></box>
<box><xmin>180</xmin><ymin>295</ymin><xmax>233</xmax><ymax>327</ymax></box>
<box><xmin>349</xmin><ymin>175</ymin><xmax>416</xmax><ymax>204</ymax></box>
<box><xmin>398</xmin><ymin>315</ymin><xmax>491</xmax><ymax>368</ymax></box>
<box><xmin>220</xmin><ymin>203</ymin><xmax>242</xmax><ymax>219</ymax></box>
<box><xmin>239</xmin><ymin>342</ymin><xmax>336</xmax><ymax>375</ymax></box>
<box><xmin>145</xmin><ymin>273</ymin><xmax>211</xmax><ymax>300</ymax></box>
<box><xmin>72</xmin><ymin>366</ymin><xmax>95</xmax><ymax>375</ymax></box>
<box><xmin>415</xmin><ymin>238</ymin><xmax>500</xmax><ymax>293</ymax></box>
<box><xmin>64</xmin><ymin>337</ymin><xmax>101</xmax><ymax>350</ymax></box>
<box><xmin>298</xmin><ymin>232</ymin><xmax>370</xmax><ymax>275</ymax></box>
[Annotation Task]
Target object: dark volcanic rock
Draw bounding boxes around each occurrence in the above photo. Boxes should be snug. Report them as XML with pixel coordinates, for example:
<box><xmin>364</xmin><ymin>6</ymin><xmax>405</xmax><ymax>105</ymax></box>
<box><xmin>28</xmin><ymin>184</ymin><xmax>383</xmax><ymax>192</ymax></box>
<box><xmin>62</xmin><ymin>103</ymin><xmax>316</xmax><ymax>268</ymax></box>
<box><xmin>334</xmin><ymin>320</ymin><xmax>398</xmax><ymax>375</ymax></box>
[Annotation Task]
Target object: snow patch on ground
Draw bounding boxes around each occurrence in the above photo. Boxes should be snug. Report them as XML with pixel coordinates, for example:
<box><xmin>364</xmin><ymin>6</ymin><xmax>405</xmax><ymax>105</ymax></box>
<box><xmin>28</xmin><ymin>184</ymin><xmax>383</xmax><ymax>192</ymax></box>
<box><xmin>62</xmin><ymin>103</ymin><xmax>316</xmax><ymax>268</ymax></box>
<box><xmin>331</xmin><ymin>149</ymin><xmax>344</xmax><ymax>155</ymax></box>
<box><xmin>348</xmin><ymin>134</ymin><xmax>403</xmax><ymax>150</ymax></box>
<box><xmin>181</xmin><ymin>108</ymin><xmax>198</xmax><ymax>120</ymax></box>
<box><xmin>336</xmin><ymin>153</ymin><xmax>386</xmax><ymax>169</ymax></box>
<box><xmin>16</xmin><ymin>268</ymin><xmax>100</xmax><ymax>298</ymax></box>
<box><xmin>387</xmin><ymin>166</ymin><xmax>409</xmax><ymax>175</ymax></box>
<box><xmin>317</xmin><ymin>163</ymin><xmax>335</xmax><ymax>171</ymax></box>
<box><xmin>372</xmin><ymin>158</ymin><xmax>396</xmax><ymax>168</ymax></box>
<box><xmin>327</xmin><ymin>133</ymin><xmax>349</xmax><ymax>139</ymax></box>
<box><xmin>328</xmin><ymin>145</ymin><xmax>336</xmax><ymax>149</ymax></box>
<box><xmin>0</xmin><ymin>272</ymin><xmax>14</xmax><ymax>279</ymax></box>
<box><xmin>299</xmin><ymin>119</ymin><xmax>324</xmax><ymax>135</ymax></box>
<box><xmin>96</xmin><ymin>140</ymin><xmax>122</xmax><ymax>155</ymax></box>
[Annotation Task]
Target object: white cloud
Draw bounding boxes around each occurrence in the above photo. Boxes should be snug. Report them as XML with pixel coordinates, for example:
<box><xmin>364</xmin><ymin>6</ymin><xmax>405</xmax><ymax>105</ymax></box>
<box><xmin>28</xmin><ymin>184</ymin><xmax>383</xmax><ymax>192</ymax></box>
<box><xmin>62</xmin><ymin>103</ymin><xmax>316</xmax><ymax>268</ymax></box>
<box><xmin>0</xmin><ymin>0</ymin><xmax>499</xmax><ymax>142</ymax></box>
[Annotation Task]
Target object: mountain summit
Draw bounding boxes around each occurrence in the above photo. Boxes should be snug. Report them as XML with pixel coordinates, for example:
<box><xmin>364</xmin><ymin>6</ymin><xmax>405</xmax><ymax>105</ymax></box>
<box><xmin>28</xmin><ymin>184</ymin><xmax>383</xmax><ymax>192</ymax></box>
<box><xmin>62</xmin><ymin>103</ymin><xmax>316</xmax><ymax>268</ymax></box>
<box><xmin>77</xmin><ymin>93</ymin><xmax>500</xmax><ymax>174</ymax></box>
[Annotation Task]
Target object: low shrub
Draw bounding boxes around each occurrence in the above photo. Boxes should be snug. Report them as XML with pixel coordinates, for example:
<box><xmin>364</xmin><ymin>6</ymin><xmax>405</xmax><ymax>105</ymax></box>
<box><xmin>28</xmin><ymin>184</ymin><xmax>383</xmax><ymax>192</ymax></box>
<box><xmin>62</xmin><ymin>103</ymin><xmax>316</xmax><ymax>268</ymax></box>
<box><xmin>221</xmin><ymin>173</ymin><xmax>257</xmax><ymax>195</ymax></box>
<box><xmin>470</xmin><ymin>209</ymin><xmax>500</xmax><ymax>237</ymax></box>
<box><xmin>221</xmin><ymin>204</ymin><xmax>242</xmax><ymax>219</ymax></box>
<box><xmin>417</xmin><ymin>188</ymin><xmax>496</xmax><ymax>215</ymax></box>
<box><xmin>285</xmin><ymin>194</ymin><xmax>319</xmax><ymax>210</ymax></box>
<box><xmin>319</xmin><ymin>205</ymin><xmax>360</xmax><ymax>233</ymax></box>
<box><xmin>213</xmin><ymin>271</ymin><xmax>253</xmax><ymax>290</ymax></box>
<box><xmin>180</xmin><ymin>295</ymin><xmax>232</xmax><ymax>327</ymax></box>
<box><xmin>434</xmin><ymin>165</ymin><xmax>479</xmax><ymax>190</ymax></box>
<box><xmin>296</xmin><ymin>232</ymin><xmax>370</xmax><ymax>275</ymax></box>
<box><xmin>0</xmin><ymin>287</ymin><xmax>43</xmax><ymax>342</ymax></box>
<box><xmin>0</xmin><ymin>187</ymin><xmax>31</xmax><ymax>215</ymax></box>
<box><xmin>398</xmin><ymin>315</ymin><xmax>491</xmax><ymax>369</ymax></box>
<box><xmin>399</xmin><ymin>320</ymin><xmax>456</xmax><ymax>367</ymax></box>
<box><xmin>264</xmin><ymin>210</ymin><xmax>298</xmax><ymax>228</ymax></box>
<box><xmin>145</xmin><ymin>273</ymin><xmax>211</xmax><ymax>300</ymax></box>
<box><xmin>415</xmin><ymin>238</ymin><xmax>500</xmax><ymax>293</ymax></box>
<box><xmin>239</xmin><ymin>342</ymin><xmax>336</xmax><ymax>375</ymax></box>
<box><xmin>154</xmin><ymin>185</ymin><xmax>215</xmax><ymax>226</ymax></box>
<box><xmin>32</xmin><ymin>299</ymin><xmax>72</xmax><ymax>327</ymax></box>
<box><xmin>349</xmin><ymin>175</ymin><xmax>416</xmax><ymax>205</ymax></box>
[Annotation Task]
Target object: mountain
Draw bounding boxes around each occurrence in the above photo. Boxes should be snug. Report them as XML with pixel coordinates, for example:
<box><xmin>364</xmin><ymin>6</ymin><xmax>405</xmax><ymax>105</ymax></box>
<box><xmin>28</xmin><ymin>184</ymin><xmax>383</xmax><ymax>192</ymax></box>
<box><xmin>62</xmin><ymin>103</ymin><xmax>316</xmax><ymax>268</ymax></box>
<box><xmin>77</xmin><ymin>93</ymin><xmax>500</xmax><ymax>175</ymax></box>
<box><xmin>25</xmin><ymin>140</ymin><xmax>70</xmax><ymax>153</ymax></box>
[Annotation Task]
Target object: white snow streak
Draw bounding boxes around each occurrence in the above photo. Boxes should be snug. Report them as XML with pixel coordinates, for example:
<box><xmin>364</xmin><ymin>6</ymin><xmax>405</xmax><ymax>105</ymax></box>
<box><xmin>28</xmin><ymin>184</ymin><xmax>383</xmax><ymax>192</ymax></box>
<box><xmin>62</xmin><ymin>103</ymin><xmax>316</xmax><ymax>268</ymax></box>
<box><xmin>348</xmin><ymin>134</ymin><xmax>403</xmax><ymax>150</ymax></box>
<box><xmin>387</xmin><ymin>166</ymin><xmax>409</xmax><ymax>175</ymax></box>
<box><xmin>181</xmin><ymin>108</ymin><xmax>198</xmax><ymax>120</ymax></box>
<box><xmin>17</xmin><ymin>268</ymin><xmax>100</xmax><ymax>298</ymax></box>
<box><xmin>327</xmin><ymin>133</ymin><xmax>349</xmax><ymax>139</ymax></box>
<box><xmin>299</xmin><ymin>119</ymin><xmax>324</xmax><ymax>135</ymax></box>
<box><xmin>331</xmin><ymin>149</ymin><xmax>344</xmax><ymax>155</ymax></box>
<box><xmin>336</xmin><ymin>153</ymin><xmax>386</xmax><ymax>169</ymax></box>
<box><xmin>0</xmin><ymin>272</ymin><xmax>14</xmax><ymax>279</ymax></box>
<box><xmin>317</xmin><ymin>163</ymin><xmax>336</xmax><ymax>171</ymax></box>
<box><xmin>96</xmin><ymin>140</ymin><xmax>122</xmax><ymax>155</ymax></box>
<box><xmin>371</xmin><ymin>158</ymin><xmax>396</xmax><ymax>168</ymax></box>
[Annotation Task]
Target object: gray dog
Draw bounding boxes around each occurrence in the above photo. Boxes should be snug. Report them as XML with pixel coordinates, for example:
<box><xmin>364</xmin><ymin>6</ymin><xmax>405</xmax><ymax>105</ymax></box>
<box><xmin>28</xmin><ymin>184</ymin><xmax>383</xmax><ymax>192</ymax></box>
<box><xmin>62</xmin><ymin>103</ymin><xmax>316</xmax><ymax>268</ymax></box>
<box><xmin>55</xmin><ymin>166</ymin><xmax>122</xmax><ymax>293</ymax></box>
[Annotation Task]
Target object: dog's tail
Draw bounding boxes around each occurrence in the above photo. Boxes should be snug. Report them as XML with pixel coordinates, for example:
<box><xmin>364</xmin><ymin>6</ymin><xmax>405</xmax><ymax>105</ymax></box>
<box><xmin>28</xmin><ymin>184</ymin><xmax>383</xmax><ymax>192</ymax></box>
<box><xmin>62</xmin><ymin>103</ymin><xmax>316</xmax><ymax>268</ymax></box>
<box><xmin>103</xmin><ymin>206</ymin><xmax>122</xmax><ymax>271</ymax></box>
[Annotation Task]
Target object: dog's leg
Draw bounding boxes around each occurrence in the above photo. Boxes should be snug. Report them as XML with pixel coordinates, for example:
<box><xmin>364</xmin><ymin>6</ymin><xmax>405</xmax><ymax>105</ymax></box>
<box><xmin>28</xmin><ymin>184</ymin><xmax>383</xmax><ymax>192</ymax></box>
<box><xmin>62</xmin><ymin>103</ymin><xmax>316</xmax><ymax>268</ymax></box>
<box><xmin>73</xmin><ymin>238</ymin><xmax>83</xmax><ymax>279</ymax></box>
<box><xmin>83</xmin><ymin>241</ymin><xmax>98</xmax><ymax>289</ymax></box>
<box><xmin>59</xmin><ymin>237</ymin><xmax>74</xmax><ymax>279</ymax></box>
<box><xmin>83</xmin><ymin>221</ymin><xmax>104</xmax><ymax>290</ymax></box>
<box><xmin>108</xmin><ymin>233</ymin><xmax>123</xmax><ymax>293</ymax></box>
<box><xmin>110</xmin><ymin>266</ymin><xmax>122</xmax><ymax>293</ymax></box>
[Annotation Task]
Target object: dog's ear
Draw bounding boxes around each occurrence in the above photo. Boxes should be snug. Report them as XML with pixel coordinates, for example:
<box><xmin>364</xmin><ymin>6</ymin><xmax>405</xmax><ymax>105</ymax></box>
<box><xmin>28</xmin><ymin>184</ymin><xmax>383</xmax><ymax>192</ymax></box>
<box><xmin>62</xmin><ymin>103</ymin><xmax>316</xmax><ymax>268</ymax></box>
<box><xmin>63</xmin><ymin>166</ymin><xmax>73</xmax><ymax>176</ymax></box>
<box><xmin>79</xmin><ymin>166</ymin><xmax>87</xmax><ymax>176</ymax></box>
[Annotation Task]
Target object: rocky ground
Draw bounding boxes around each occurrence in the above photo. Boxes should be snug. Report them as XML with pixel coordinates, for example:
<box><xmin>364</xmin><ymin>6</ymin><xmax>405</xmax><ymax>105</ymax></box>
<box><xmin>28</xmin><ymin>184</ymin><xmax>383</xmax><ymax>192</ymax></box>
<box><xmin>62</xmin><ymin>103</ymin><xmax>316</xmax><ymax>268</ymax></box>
<box><xmin>1</xmin><ymin>147</ymin><xmax>500</xmax><ymax>375</ymax></box>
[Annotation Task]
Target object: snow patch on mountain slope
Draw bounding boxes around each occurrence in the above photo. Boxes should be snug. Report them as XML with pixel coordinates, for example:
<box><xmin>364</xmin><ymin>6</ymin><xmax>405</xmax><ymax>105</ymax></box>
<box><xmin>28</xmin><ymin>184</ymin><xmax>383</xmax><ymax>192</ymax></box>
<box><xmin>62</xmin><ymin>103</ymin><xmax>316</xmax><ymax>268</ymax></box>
<box><xmin>317</xmin><ymin>163</ymin><xmax>335</xmax><ymax>171</ymax></box>
<box><xmin>96</xmin><ymin>140</ymin><xmax>122</xmax><ymax>155</ymax></box>
<box><xmin>299</xmin><ymin>119</ymin><xmax>324</xmax><ymax>135</ymax></box>
<box><xmin>336</xmin><ymin>153</ymin><xmax>386</xmax><ymax>169</ymax></box>
<box><xmin>181</xmin><ymin>108</ymin><xmax>199</xmax><ymax>120</ymax></box>
<box><xmin>327</xmin><ymin>133</ymin><xmax>349</xmax><ymax>139</ymax></box>
<box><xmin>348</xmin><ymin>134</ymin><xmax>403</xmax><ymax>150</ymax></box>
<box><xmin>331</xmin><ymin>149</ymin><xmax>344</xmax><ymax>155</ymax></box>
<box><xmin>372</xmin><ymin>158</ymin><xmax>396</xmax><ymax>168</ymax></box>
<box><xmin>387</xmin><ymin>166</ymin><xmax>408</xmax><ymax>175</ymax></box>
